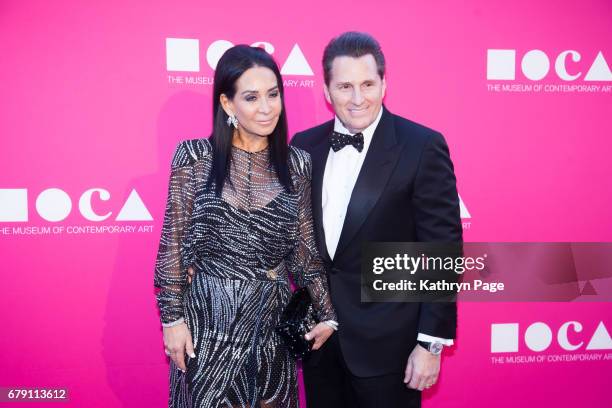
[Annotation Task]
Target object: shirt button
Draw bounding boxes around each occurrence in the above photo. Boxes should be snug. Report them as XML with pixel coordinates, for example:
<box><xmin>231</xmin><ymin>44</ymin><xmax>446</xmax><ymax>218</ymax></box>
<box><xmin>267</xmin><ymin>269</ymin><xmax>277</xmax><ymax>280</ymax></box>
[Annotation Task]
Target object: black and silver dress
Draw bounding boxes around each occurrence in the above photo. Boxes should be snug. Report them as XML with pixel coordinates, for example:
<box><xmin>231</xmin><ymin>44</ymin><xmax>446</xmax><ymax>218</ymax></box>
<box><xmin>154</xmin><ymin>138</ymin><xmax>336</xmax><ymax>408</ymax></box>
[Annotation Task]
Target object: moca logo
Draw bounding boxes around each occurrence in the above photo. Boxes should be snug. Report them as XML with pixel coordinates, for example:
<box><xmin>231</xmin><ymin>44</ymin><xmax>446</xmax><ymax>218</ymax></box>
<box><xmin>491</xmin><ymin>321</ymin><xmax>612</xmax><ymax>353</ymax></box>
<box><xmin>487</xmin><ymin>49</ymin><xmax>612</xmax><ymax>81</ymax></box>
<box><xmin>165</xmin><ymin>38</ymin><xmax>313</xmax><ymax>76</ymax></box>
<box><xmin>0</xmin><ymin>188</ymin><xmax>152</xmax><ymax>222</ymax></box>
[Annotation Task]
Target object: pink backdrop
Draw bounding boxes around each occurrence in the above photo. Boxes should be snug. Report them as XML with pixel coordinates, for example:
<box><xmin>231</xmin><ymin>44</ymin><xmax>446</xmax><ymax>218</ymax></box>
<box><xmin>1</xmin><ymin>0</ymin><xmax>611</xmax><ymax>406</ymax></box>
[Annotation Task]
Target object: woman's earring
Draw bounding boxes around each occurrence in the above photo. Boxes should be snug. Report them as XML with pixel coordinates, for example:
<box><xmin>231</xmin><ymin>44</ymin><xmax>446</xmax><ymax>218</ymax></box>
<box><xmin>226</xmin><ymin>114</ymin><xmax>238</xmax><ymax>129</ymax></box>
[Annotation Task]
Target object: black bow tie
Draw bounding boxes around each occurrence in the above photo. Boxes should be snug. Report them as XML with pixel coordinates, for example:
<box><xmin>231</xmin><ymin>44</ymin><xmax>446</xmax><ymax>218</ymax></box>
<box><xmin>329</xmin><ymin>131</ymin><xmax>364</xmax><ymax>152</ymax></box>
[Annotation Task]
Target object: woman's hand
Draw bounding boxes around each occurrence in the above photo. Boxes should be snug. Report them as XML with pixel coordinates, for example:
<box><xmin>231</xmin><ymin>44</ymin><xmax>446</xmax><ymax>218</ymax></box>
<box><xmin>305</xmin><ymin>322</ymin><xmax>334</xmax><ymax>350</ymax></box>
<box><xmin>163</xmin><ymin>322</ymin><xmax>195</xmax><ymax>372</ymax></box>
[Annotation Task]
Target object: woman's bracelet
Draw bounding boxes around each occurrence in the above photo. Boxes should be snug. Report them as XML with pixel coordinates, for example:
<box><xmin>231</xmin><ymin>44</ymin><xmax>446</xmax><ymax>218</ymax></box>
<box><xmin>323</xmin><ymin>320</ymin><xmax>339</xmax><ymax>331</ymax></box>
<box><xmin>161</xmin><ymin>317</ymin><xmax>185</xmax><ymax>328</ymax></box>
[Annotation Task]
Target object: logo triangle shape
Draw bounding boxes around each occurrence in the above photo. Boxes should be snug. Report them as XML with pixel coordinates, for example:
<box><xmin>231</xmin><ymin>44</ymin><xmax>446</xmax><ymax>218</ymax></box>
<box><xmin>281</xmin><ymin>44</ymin><xmax>314</xmax><ymax>76</ymax></box>
<box><xmin>116</xmin><ymin>189</ymin><xmax>153</xmax><ymax>221</ymax></box>
<box><xmin>586</xmin><ymin>321</ymin><xmax>612</xmax><ymax>350</ymax></box>
<box><xmin>585</xmin><ymin>52</ymin><xmax>612</xmax><ymax>81</ymax></box>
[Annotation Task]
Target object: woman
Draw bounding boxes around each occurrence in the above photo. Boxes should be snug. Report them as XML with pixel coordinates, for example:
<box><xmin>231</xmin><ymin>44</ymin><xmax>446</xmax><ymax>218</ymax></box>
<box><xmin>154</xmin><ymin>45</ymin><xmax>337</xmax><ymax>407</ymax></box>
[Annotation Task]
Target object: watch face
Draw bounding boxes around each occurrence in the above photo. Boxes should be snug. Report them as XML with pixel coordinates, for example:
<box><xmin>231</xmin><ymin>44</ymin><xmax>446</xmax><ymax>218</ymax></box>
<box><xmin>431</xmin><ymin>342</ymin><xmax>443</xmax><ymax>355</ymax></box>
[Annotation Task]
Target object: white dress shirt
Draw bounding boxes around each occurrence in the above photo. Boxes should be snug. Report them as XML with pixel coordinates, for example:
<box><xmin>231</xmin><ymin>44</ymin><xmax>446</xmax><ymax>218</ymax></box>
<box><xmin>322</xmin><ymin>108</ymin><xmax>382</xmax><ymax>259</ymax></box>
<box><xmin>321</xmin><ymin>107</ymin><xmax>453</xmax><ymax>347</ymax></box>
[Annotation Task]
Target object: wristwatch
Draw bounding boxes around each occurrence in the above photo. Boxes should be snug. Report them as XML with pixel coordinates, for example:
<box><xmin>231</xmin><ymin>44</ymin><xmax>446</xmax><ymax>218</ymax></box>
<box><xmin>417</xmin><ymin>341</ymin><xmax>444</xmax><ymax>356</ymax></box>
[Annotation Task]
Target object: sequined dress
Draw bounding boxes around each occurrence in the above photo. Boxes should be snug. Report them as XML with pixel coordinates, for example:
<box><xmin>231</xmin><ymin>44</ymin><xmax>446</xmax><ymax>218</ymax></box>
<box><xmin>154</xmin><ymin>138</ymin><xmax>336</xmax><ymax>407</ymax></box>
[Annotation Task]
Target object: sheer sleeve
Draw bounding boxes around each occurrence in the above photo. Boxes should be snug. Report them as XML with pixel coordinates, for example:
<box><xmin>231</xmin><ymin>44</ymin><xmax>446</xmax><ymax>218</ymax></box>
<box><xmin>286</xmin><ymin>148</ymin><xmax>337</xmax><ymax>322</ymax></box>
<box><xmin>153</xmin><ymin>140</ymin><xmax>198</xmax><ymax>326</ymax></box>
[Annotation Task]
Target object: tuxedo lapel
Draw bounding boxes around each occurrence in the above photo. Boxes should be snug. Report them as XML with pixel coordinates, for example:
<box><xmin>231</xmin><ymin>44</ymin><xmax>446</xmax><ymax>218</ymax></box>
<box><xmin>334</xmin><ymin>108</ymin><xmax>401</xmax><ymax>258</ymax></box>
<box><xmin>309</xmin><ymin>123</ymin><xmax>333</xmax><ymax>263</ymax></box>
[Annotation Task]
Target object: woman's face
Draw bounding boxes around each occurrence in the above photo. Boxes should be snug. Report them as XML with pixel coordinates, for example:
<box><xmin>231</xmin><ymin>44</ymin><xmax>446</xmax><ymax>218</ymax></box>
<box><xmin>222</xmin><ymin>66</ymin><xmax>282</xmax><ymax>139</ymax></box>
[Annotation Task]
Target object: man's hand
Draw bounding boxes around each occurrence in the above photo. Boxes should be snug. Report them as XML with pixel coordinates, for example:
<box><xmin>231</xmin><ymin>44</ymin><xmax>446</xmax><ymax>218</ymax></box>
<box><xmin>187</xmin><ymin>266</ymin><xmax>195</xmax><ymax>284</ymax></box>
<box><xmin>404</xmin><ymin>343</ymin><xmax>441</xmax><ymax>391</ymax></box>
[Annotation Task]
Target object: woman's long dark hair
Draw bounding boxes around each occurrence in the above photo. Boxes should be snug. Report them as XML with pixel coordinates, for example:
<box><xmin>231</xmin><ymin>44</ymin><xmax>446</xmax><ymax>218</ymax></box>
<box><xmin>206</xmin><ymin>45</ymin><xmax>291</xmax><ymax>195</ymax></box>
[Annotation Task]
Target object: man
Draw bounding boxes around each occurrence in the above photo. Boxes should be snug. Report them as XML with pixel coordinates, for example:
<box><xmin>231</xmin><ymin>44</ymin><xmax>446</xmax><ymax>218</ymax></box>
<box><xmin>290</xmin><ymin>32</ymin><xmax>462</xmax><ymax>408</ymax></box>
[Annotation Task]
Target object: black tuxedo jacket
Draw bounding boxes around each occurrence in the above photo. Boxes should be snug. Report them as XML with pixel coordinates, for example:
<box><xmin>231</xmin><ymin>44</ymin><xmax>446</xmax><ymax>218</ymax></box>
<box><xmin>291</xmin><ymin>106</ymin><xmax>462</xmax><ymax>377</ymax></box>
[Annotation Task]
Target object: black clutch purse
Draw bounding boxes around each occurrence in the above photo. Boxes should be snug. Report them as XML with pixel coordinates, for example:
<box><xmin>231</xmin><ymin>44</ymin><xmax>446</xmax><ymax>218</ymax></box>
<box><xmin>275</xmin><ymin>287</ymin><xmax>319</xmax><ymax>359</ymax></box>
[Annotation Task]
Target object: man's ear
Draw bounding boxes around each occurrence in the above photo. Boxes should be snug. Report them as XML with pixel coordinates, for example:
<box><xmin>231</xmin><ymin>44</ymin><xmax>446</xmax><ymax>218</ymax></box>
<box><xmin>220</xmin><ymin>94</ymin><xmax>234</xmax><ymax>116</ymax></box>
<box><xmin>381</xmin><ymin>77</ymin><xmax>387</xmax><ymax>99</ymax></box>
<box><xmin>323</xmin><ymin>84</ymin><xmax>332</xmax><ymax>105</ymax></box>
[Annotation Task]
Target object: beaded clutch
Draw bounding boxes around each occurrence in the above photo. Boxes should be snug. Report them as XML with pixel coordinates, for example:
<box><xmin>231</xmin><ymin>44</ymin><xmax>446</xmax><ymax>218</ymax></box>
<box><xmin>275</xmin><ymin>287</ymin><xmax>318</xmax><ymax>359</ymax></box>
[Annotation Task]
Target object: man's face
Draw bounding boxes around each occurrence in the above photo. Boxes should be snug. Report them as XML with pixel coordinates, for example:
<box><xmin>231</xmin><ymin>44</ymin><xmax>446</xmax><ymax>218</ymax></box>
<box><xmin>324</xmin><ymin>54</ymin><xmax>386</xmax><ymax>133</ymax></box>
